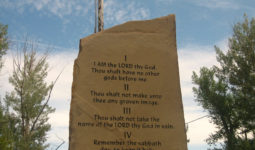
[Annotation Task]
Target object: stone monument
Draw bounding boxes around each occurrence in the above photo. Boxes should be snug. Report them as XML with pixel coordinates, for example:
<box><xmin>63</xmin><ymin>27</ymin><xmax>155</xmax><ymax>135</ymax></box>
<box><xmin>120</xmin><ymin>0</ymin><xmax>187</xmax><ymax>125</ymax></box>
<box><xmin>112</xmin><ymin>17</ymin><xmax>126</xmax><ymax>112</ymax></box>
<box><xmin>69</xmin><ymin>14</ymin><xmax>188</xmax><ymax>150</ymax></box>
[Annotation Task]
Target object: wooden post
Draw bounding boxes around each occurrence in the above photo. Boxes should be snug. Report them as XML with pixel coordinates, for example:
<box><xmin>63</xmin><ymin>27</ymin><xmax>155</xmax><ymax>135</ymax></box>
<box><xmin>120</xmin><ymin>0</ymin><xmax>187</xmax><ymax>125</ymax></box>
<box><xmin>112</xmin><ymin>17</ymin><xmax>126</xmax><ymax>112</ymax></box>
<box><xmin>98</xmin><ymin>0</ymin><xmax>104</xmax><ymax>32</ymax></box>
<box><xmin>94</xmin><ymin>0</ymin><xmax>98</xmax><ymax>33</ymax></box>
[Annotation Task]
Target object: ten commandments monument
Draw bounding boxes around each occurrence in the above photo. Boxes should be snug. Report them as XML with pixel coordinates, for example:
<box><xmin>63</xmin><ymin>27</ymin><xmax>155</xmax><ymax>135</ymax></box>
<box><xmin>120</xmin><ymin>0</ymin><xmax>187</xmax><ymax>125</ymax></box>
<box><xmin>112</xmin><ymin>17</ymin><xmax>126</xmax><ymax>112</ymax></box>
<box><xmin>69</xmin><ymin>14</ymin><xmax>188</xmax><ymax>150</ymax></box>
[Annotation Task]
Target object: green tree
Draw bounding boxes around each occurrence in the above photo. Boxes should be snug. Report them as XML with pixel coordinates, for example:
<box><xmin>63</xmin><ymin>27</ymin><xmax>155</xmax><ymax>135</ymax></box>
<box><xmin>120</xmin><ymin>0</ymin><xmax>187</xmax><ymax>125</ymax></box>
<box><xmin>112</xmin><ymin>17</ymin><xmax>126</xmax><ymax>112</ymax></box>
<box><xmin>0</xmin><ymin>23</ymin><xmax>8</xmax><ymax>70</ymax></box>
<box><xmin>225</xmin><ymin>15</ymin><xmax>255</xmax><ymax>137</ymax></box>
<box><xmin>3</xmin><ymin>41</ymin><xmax>55</xmax><ymax>150</ymax></box>
<box><xmin>0</xmin><ymin>23</ymin><xmax>11</xmax><ymax>150</ymax></box>
<box><xmin>0</xmin><ymin>101</ymin><xmax>18</xmax><ymax>150</ymax></box>
<box><xmin>0</xmin><ymin>103</ymin><xmax>11</xmax><ymax>150</ymax></box>
<box><xmin>192</xmin><ymin>15</ymin><xmax>255</xmax><ymax>150</ymax></box>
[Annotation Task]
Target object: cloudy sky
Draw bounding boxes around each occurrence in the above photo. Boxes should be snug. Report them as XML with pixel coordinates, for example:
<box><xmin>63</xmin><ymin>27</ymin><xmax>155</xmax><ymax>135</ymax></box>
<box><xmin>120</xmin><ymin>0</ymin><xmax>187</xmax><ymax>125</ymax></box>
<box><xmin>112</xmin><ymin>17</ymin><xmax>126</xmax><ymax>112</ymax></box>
<box><xmin>0</xmin><ymin>0</ymin><xmax>255</xmax><ymax>150</ymax></box>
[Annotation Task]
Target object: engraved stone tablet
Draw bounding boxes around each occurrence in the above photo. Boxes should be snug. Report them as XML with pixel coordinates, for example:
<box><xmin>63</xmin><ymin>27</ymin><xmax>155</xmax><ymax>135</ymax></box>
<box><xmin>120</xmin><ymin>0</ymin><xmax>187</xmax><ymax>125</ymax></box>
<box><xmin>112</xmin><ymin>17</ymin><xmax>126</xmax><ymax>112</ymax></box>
<box><xmin>69</xmin><ymin>14</ymin><xmax>188</xmax><ymax>150</ymax></box>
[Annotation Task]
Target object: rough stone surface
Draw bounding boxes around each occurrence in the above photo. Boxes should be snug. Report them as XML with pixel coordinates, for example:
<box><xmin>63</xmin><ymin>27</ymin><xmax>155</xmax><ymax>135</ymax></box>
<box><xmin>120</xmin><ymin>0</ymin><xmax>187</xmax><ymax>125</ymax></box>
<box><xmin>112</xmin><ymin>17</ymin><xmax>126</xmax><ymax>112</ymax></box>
<box><xmin>69</xmin><ymin>14</ymin><xmax>188</xmax><ymax>150</ymax></box>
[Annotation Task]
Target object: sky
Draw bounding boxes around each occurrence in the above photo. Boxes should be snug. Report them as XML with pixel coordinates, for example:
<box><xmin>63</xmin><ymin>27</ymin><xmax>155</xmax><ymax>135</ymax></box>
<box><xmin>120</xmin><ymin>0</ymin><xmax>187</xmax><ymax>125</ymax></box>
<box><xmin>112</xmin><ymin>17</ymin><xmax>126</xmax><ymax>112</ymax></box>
<box><xmin>0</xmin><ymin>0</ymin><xmax>255</xmax><ymax>150</ymax></box>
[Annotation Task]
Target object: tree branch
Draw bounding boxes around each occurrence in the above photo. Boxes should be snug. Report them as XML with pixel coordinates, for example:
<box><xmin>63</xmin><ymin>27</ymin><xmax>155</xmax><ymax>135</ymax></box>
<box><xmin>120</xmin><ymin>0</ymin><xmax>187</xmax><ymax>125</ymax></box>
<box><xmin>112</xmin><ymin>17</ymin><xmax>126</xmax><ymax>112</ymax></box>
<box><xmin>30</xmin><ymin>68</ymin><xmax>63</xmax><ymax>132</ymax></box>
<box><xmin>55</xmin><ymin>134</ymin><xmax>65</xmax><ymax>150</ymax></box>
